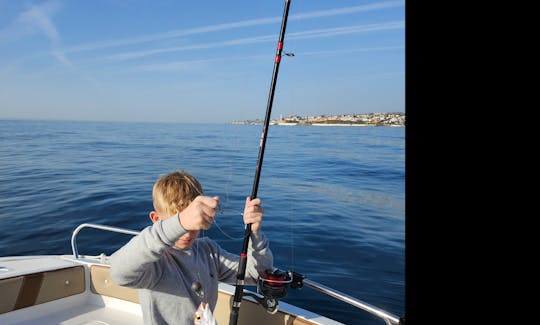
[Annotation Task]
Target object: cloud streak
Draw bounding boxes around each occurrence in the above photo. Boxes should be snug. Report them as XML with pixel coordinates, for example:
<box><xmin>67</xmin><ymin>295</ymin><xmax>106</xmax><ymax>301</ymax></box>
<box><xmin>0</xmin><ymin>1</ymin><xmax>58</xmax><ymax>41</ymax></box>
<box><xmin>100</xmin><ymin>21</ymin><xmax>404</xmax><ymax>62</ymax></box>
<box><xmin>298</xmin><ymin>46</ymin><xmax>405</xmax><ymax>57</ymax></box>
<box><xmin>292</xmin><ymin>0</ymin><xmax>404</xmax><ymax>20</ymax></box>
<box><xmin>0</xmin><ymin>0</ymin><xmax>71</xmax><ymax>65</ymax></box>
<box><xmin>134</xmin><ymin>46</ymin><xmax>404</xmax><ymax>73</ymax></box>
<box><xmin>58</xmin><ymin>1</ymin><xmax>404</xmax><ymax>55</ymax></box>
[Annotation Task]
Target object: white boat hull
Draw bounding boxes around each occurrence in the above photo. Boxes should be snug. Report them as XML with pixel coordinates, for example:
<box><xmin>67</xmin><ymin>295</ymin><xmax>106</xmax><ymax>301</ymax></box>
<box><xmin>0</xmin><ymin>255</ymin><xmax>342</xmax><ymax>325</ymax></box>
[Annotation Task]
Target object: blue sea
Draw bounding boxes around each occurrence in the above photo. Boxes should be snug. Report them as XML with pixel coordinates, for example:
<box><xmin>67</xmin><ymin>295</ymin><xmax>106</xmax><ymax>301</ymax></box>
<box><xmin>0</xmin><ymin>119</ymin><xmax>404</xmax><ymax>325</ymax></box>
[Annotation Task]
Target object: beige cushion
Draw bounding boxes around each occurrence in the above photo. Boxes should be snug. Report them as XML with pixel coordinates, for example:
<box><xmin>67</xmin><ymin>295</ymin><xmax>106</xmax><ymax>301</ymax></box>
<box><xmin>0</xmin><ymin>276</ymin><xmax>24</xmax><ymax>313</ymax></box>
<box><xmin>90</xmin><ymin>265</ymin><xmax>139</xmax><ymax>303</ymax></box>
<box><xmin>0</xmin><ymin>266</ymin><xmax>85</xmax><ymax>314</ymax></box>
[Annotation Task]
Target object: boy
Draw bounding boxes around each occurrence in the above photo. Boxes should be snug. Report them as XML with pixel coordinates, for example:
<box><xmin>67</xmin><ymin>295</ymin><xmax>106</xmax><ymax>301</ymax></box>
<box><xmin>110</xmin><ymin>170</ymin><xmax>273</xmax><ymax>324</ymax></box>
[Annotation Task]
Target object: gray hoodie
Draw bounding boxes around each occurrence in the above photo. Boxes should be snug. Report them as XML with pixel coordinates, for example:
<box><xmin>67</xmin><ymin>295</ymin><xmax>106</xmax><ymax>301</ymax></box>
<box><xmin>110</xmin><ymin>215</ymin><xmax>273</xmax><ymax>324</ymax></box>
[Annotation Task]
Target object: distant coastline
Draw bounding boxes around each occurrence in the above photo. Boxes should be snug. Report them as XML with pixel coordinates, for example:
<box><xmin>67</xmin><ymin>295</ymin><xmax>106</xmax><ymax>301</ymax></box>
<box><xmin>231</xmin><ymin>112</ymin><xmax>405</xmax><ymax>127</ymax></box>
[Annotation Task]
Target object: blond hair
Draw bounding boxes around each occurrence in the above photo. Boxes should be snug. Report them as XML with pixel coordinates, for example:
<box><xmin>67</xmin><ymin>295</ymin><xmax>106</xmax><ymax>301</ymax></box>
<box><xmin>152</xmin><ymin>170</ymin><xmax>203</xmax><ymax>216</ymax></box>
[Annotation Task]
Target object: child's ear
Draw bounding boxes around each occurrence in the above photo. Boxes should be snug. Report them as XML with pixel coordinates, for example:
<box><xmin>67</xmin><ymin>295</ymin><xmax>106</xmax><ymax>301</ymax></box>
<box><xmin>149</xmin><ymin>211</ymin><xmax>160</xmax><ymax>223</ymax></box>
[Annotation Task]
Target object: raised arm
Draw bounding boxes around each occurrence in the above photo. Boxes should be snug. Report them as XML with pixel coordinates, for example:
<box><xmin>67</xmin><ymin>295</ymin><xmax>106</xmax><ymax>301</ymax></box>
<box><xmin>109</xmin><ymin>216</ymin><xmax>188</xmax><ymax>288</ymax></box>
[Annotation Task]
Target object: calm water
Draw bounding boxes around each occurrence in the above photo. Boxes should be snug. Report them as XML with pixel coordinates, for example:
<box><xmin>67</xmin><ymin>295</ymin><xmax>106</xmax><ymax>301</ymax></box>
<box><xmin>0</xmin><ymin>119</ymin><xmax>404</xmax><ymax>324</ymax></box>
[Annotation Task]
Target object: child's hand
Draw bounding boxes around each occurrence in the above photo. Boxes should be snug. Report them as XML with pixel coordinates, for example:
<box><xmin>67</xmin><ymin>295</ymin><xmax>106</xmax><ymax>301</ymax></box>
<box><xmin>178</xmin><ymin>196</ymin><xmax>220</xmax><ymax>231</ymax></box>
<box><xmin>243</xmin><ymin>197</ymin><xmax>264</xmax><ymax>233</ymax></box>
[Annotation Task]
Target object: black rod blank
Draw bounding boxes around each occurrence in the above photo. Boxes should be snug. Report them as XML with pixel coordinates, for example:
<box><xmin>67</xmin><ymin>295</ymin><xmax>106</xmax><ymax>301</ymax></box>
<box><xmin>229</xmin><ymin>1</ymin><xmax>292</xmax><ymax>324</ymax></box>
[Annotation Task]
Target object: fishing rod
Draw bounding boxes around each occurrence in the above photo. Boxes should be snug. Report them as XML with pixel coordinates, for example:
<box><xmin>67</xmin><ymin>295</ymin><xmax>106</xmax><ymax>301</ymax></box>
<box><xmin>229</xmin><ymin>0</ymin><xmax>292</xmax><ymax>324</ymax></box>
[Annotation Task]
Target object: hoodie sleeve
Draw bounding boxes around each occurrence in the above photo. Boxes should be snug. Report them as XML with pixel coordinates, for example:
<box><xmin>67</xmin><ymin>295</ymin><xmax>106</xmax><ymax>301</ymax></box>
<box><xmin>215</xmin><ymin>231</ymin><xmax>274</xmax><ymax>285</ymax></box>
<box><xmin>109</xmin><ymin>214</ymin><xmax>188</xmax><ymax>289</ymax></box>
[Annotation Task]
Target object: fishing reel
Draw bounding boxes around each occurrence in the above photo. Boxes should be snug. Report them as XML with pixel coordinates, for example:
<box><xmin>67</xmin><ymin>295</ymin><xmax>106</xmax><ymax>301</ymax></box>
<box><xmin>258</xmin><ymin>269</ymin><xmax>292</xmax><ymax>300</ymax></box>
<box><xmin>243</xmin><ymin>269</ymin><xmax>294</xmax><ymax>314</ymax></box>
<box><xmin>245</xmin><ymin>269</ymin><xmax>307</xmax><ymax>314</ymax></box>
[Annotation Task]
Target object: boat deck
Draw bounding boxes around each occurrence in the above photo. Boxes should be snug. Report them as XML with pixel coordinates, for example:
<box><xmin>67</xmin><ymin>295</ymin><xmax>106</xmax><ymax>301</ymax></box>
<box><xmin>0</xmin><ymin>256</ymin><xmax>142</xmax><ymax>325</ymax></box>
<box><xmin>0</xmin><ymin>255</ymin><xmax>340</xmax><ymax>325</ymax></box>
<box><xmin>6</xmin><ymin>297</ymin><xmax>143</xmax><ymax>325</ymax></box>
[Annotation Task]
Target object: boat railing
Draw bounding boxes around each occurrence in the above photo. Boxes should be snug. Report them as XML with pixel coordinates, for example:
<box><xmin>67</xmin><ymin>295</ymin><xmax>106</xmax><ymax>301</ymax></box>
<box><xmin>71</xmin><ymin>223</ymin><xmax>140</xmax><ymax>259</ymax></box>
<box><xmin>70</xmin><ymin>223</ymin><xmax>403</xmax><ymax>325</ymax></box>
<box><xmin>302</xmin><ymin>279</ymin><xmax>400</xmax><ymax>325</ymax></box>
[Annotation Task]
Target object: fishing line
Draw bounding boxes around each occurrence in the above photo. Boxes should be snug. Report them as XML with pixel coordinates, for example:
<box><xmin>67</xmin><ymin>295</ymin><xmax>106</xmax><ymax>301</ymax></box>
<box><xmin>286</xmin><ymin>199</ymin><xmax>297</xmax><ymax>274</ymax></box>
<box><xmin>212</xmin><ymin>213</ymin><xmax>243</xmax><ymax>240</ymax></box>
<box><xmin>194</xmin><ymin>232</ymin><xmax>202</xmax><ymax>300</ymax></box>
<box><xmin>211</xmin><ymin>122</ymin><xmax>246</xmax><ymax>241</ymax></box>
<box><xmin>180</xmin><ymin>172</ymin><xmax>240</xmax><ymax>240</ymax></box>
<box><xmin>288</xmin><ymin>37</ymin><xmax>298</xmax><ymax>275</ymax></box>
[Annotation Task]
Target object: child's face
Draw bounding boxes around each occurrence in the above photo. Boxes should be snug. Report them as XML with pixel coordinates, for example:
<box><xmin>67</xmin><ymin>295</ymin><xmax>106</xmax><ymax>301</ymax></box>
<box><xmin>174</xmin><ymin>228</ymin><xmax>200</xmax><ymax>249</ymax></box>
<box><xmin>150</xmin><ymin>210</ymin><xmax>200</xmax><ymax>249</ymax></box>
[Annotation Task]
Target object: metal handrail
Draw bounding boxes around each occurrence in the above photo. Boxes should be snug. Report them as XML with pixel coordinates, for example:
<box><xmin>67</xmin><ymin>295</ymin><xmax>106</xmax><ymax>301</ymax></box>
<box><xmin>303</xmin><ymin>279</ymin><xmax>400</xmax><ymax>325</ymax></box>
<box><xmin>70</xmin><ymin>223</ymin><xmax>140</xmax><ymax>259</ymax></box>
<box><xmin>69</xmin><ymin>223</ymin><xmax>402</xmax><ymax>324</ymax></box>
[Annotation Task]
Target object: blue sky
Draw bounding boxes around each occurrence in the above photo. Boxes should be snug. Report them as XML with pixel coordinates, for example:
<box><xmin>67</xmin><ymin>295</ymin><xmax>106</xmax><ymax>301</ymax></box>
<box><xmin>0</xmin><ymin>0</ymin><xmax>405</xmax><ymax>123</ymax></box>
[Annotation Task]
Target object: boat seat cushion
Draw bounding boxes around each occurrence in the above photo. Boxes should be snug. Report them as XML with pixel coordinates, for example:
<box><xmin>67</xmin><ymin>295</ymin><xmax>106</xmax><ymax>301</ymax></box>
<box><xmin>0</xmin><ymin>276</ymin><xmax>23</xmax><ymax>313</ymax></box>
<box><xmin>0</xmin><ymin>266</ymin><xmax>85</xmax><ymax>314</ymax></box>
<box><xmin>90</xmin><ymin>265</ymin><xmax>139</xmax><ymax>303</ymax></box>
